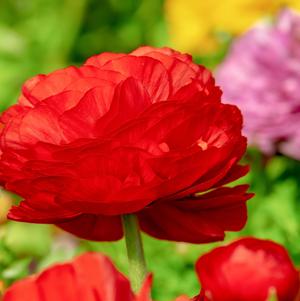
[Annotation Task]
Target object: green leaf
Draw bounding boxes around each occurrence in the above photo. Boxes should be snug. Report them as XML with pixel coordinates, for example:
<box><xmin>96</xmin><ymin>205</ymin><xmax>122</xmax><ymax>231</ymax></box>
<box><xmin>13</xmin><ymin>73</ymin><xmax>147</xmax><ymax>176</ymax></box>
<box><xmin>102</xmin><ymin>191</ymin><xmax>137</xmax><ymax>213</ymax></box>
<box><xmin>4</xmin><ymin>222</ymin><xmax>52</xmax><ymax>257</ymax></box>
<box><xmin>2</xmin><ymin>258</ymin><xmax>31</xmax><ymax>283</ymax></box>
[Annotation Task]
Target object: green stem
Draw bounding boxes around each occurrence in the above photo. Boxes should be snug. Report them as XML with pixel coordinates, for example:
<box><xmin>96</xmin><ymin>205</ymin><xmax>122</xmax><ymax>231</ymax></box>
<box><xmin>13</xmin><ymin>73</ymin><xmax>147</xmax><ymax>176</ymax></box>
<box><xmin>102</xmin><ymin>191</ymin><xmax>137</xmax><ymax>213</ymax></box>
<box><xmin>122</xmin><ymin>214</ymin><xmax>147</xmax><ymax>292</ymax></box>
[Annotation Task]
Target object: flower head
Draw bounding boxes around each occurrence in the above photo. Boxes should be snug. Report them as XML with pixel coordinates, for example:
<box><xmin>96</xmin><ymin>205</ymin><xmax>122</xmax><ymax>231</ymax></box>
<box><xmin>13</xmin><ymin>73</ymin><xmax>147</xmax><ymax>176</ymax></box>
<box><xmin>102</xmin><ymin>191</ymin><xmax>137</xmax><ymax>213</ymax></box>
<box><xmin>196</xmin><ymin>238</ymin><xmax>300</xmax><ymax>301</ymax></box>
<box><xmin>217</xmin><ymin>10</ymin><xmax>300</xmax><ymax>159</ymax></box>
<box><xmin>0</xmin><ymin>46</ymin><xmax>251</xmax><ymax>243</ymax></box>
<box><xmin>3</xmin><ymin>252</ymin><xmax>151</xmax><ymax>301</ymax></box>
<box><xmin>165</xmin><ymin>0</ymin><xmax>300</xmax><ymax>54</ymax></box>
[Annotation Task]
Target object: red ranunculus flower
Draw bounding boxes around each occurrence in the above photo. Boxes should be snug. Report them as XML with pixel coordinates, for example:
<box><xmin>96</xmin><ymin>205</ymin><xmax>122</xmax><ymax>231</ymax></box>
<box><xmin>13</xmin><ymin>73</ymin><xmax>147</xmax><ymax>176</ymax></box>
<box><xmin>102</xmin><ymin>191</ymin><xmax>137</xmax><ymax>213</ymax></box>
<box><xmin>0</xmin><ymin>46</ymin><xmax>252</xmax><ymax>243</ymax></box>
<box><xmin>3</xmin><ymin>252</ymin><xmax>151</xmax><ymax>301</ymax></box>
<box><xmin>196</xmin><ymin>238</ymin><xmax>300</xmax><ymax>301</ymax></box>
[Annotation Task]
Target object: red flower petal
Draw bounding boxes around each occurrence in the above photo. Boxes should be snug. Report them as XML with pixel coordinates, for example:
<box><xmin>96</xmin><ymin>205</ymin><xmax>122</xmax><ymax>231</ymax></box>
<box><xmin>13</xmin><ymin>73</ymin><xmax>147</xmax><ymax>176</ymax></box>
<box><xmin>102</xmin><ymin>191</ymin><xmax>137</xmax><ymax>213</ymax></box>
<box><xmin>101</xmin><ymin>56</ymin><xmax>170</xmax><ymax>102</ymax></box>
<box><xmin>8</xmin><ymin>198</ymin><xmax>79</xmax><ymax>223</ymax></box>
<box><xmin>138</xmin><ymin>186</ymin><xmax>252</xmax><ymax>243</ymax></box>
<box><xmin>3</xmin><ymin>253</ymin><xmax>134</xmax><ymax>301</ymax></box>
<box><xmin>136</xmin><ymin>275</ymin><xmax>153</xmax><ymax>301</ymax></box>
<box><xmin>196</xmin><ymin>238</ymin><xmax>300</xmax><ymax>301</ymax></box>
<box><xmin>57</xmin><ymin>214</ymin><xmax>123</xmax><ymax>241</ymax></box>
<box><xmin>85</xmin><ymin>52</ymin><xmax>126</xmax><ymax>68</ymax></box>
<box><xmin>95</xmin><ymin>77</ymin><xmax>151</xmax><ymax>135</ymax></box>
<box><xmin>130</xmin><ymin>46</ymin><xmax>193</xmax><ymax>63</ymax></box>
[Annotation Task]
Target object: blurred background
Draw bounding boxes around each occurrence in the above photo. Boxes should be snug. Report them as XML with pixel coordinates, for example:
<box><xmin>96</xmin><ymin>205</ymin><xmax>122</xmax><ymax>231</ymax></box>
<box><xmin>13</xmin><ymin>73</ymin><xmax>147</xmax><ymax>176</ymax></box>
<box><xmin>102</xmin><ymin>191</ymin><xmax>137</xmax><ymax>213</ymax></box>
<box><xmin>1</xmin><ymin>0</ymin><xmax>300</xmax><ymax>300</ymax></box>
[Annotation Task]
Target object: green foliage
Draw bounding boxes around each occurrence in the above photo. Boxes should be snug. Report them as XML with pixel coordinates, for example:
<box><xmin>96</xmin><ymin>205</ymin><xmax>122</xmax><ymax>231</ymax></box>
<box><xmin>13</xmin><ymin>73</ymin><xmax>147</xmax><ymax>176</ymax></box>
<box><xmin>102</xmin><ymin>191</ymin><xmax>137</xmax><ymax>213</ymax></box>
<box><xmin>4</xmin><ymin>223</ymin><xmax>52</xmax><ymax>257</ymax></box>
<box><xmin>242</xmin><ymin>155</ymin><xmax>300</xmax><ymax>265</ymax></box>
<box><xmin>72</xmin><ymin>0</ymin><xmax>168</xmax><ymax>59</ymax></box>
<box><xmin>0</xmin><ymin>223</ymin><xmax>52</xmax><ymax>286</ymax></box>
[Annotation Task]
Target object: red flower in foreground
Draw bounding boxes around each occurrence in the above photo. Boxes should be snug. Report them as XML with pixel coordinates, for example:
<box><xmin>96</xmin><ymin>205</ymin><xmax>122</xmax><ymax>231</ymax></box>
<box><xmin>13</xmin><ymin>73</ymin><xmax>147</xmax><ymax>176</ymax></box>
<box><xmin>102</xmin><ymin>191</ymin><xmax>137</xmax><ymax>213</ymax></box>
<box><xmin>0</xmin><ymin>46</ymin><xmax>252</xmax><ymax>243</ymax></box>
<box><xmin>3</xmin><ymin>253</ymin><xmax>151</xmax><ymax>301</ymax></box>
<box><xmin>196</xmin><ymin>238</ymin><xmax>300</xmax><ymax>301</ymax></box>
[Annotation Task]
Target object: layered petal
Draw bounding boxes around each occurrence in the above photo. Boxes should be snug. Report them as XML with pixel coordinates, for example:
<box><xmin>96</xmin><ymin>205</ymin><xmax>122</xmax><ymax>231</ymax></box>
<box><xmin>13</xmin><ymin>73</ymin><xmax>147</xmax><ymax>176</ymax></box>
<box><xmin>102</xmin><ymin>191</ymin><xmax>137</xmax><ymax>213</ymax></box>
<box><xmin>3</xmin><ymin>253</ymin><xmax>135</xmax><ymax>301</ymax></box>
<box><xmin>138</xmin><ymin>186</ymin><xmax>252</xmax><ymax>243</ymax></box>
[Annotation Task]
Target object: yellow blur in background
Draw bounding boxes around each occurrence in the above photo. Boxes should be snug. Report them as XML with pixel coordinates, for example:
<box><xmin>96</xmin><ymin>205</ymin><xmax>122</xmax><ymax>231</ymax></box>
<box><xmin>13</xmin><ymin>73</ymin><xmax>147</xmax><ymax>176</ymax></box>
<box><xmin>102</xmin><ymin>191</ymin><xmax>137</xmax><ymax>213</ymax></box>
<box><xmin>165</xmin><ymin>0</ymin><xmax>300</xmax><ymax>54</ymax></box>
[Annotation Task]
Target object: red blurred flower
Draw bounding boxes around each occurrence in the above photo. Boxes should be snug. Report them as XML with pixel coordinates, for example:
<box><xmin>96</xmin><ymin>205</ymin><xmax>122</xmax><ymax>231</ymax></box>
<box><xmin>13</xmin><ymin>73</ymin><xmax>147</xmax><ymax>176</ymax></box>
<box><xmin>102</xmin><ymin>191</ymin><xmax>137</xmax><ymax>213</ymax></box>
<box><xmin>196</xmin><ymin>238</ymin><xmax>300</xmax><ymax>301</ymax></box>
<box><xmin>0</xmin><ymin>46</ymin><xmax>252</xmax><ymax>243</ymax></box>
<box><xmin>3</xmin><ymin>253</ymin><xmax>151</xmax><ymax>301</ymax></box>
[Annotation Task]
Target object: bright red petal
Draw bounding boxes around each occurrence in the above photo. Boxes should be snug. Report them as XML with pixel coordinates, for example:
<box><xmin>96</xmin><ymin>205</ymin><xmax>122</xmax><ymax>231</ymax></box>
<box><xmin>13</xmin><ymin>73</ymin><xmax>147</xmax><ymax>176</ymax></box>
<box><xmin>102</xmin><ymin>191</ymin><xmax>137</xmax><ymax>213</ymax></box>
<box><xmin>95</xmin><ymin>77</ymin><xmax>151</xmax><ymax>136</ymax></box>
<box><xmin>3</xmin><ymin>253</ymin><xmax>134</xmax><ymax>301</ymax></box>
<box><xmin>101</xmin><ymin>56</ymin><xmax>170</xmax><ymax>102</ymax></box>
<box><xmin>3</xmin><ymin>278</ymin><xmax>40</xmax><ymax>301</ymax></box>
<box><xmin>84</xmin><ymin>52</ymin><xmax>125</xmax><ymax>68</ymax></box>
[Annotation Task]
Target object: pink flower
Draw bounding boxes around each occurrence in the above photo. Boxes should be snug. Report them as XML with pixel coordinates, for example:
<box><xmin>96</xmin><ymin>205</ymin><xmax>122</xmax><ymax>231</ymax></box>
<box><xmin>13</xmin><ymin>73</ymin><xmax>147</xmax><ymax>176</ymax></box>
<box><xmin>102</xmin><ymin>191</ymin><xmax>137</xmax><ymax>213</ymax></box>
<box><xmin>217</xmin><ymin>10</ymin><xmax>300</xmax><ymax>159</ymax></box>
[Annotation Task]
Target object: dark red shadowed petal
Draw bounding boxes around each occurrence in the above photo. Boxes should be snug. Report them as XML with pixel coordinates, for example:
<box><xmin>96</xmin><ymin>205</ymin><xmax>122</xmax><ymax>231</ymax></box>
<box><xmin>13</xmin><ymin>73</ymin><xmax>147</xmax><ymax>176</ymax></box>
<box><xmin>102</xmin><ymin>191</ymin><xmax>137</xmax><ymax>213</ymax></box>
<box><xmin>57</xmin><ymin>214</ymin><xmax>123</xmax><ymax>241</ymax></box>
<box><xmin>215</xmin><ymin>164</ymin><xmax>249</xmax><ymax>187</ymax></box>
<box><xmin>138</xmin><ymin>186</ymin><xmax>252</xmax><ymax>243</ymax></box>
<box><xmin>193</xmin><ymin>293</ymin><xmax>206</xmax><ymax>301</ymax></box>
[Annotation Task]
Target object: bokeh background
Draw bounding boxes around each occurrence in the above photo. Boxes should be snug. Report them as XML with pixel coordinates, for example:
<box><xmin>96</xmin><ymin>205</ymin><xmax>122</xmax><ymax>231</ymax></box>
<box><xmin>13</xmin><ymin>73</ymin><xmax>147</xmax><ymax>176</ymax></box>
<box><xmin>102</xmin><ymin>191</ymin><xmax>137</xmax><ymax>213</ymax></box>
<box><xmin>1</xmin><ymin>1</ymin><xmax>300</xmax><ymax>300</ymax></box>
